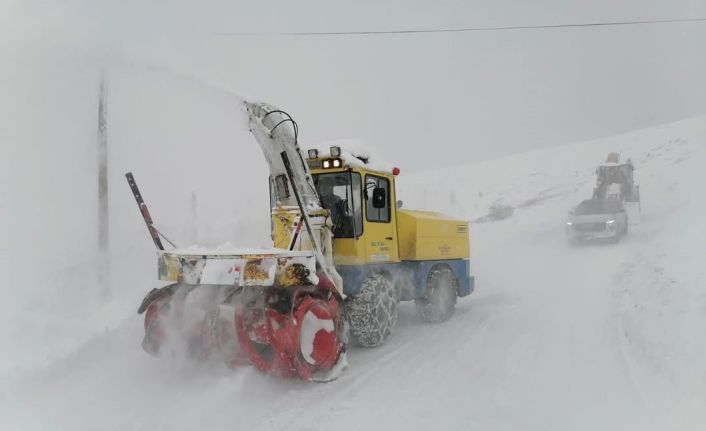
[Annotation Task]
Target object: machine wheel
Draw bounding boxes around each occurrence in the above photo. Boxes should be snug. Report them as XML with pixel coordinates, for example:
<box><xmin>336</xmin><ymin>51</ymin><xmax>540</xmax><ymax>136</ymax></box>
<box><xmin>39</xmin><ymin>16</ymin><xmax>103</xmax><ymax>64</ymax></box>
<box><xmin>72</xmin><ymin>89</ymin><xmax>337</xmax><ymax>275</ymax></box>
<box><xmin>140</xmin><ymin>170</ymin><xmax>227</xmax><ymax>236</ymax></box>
<box><xmin>416</xmin><ymin>266</ymin><xmax>457</xmax><ymax>323</ymax></box>
<box><xmin>346</xmin><ymin>273</ymin><xmax>398</xmax><ymax>347</ymax></box>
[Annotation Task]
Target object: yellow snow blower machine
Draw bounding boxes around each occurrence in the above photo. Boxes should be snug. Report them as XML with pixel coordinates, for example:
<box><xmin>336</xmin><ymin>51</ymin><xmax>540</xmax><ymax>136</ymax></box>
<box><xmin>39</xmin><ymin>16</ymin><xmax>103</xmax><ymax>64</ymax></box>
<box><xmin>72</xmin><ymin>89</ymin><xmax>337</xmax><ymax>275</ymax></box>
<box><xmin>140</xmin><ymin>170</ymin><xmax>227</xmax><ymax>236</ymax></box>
<box><xmin>127</xmin><ymin>101</ymin><xmax>474</xmax><ymax>381</ymax></box>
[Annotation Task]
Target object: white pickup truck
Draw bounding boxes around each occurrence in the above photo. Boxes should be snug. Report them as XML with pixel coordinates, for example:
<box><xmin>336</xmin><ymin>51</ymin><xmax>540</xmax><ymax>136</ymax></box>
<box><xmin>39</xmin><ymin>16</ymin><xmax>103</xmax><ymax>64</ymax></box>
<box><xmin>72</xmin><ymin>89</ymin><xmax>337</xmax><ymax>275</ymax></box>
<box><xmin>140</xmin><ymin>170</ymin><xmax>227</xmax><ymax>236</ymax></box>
<box><xmin>566</xmin><ymin>199</ymin><xmax>629</xmax><ymax>244</ymax></box>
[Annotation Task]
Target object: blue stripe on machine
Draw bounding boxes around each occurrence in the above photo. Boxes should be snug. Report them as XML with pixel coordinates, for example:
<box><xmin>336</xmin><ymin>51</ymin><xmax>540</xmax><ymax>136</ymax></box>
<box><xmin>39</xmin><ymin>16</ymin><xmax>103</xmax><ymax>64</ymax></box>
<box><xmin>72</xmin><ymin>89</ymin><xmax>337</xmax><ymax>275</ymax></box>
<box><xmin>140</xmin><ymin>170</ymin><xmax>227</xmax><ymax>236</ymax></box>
<box><xmin>336</xmin><ymin>259</ymin><xmax>473</xmax><ymax>299</ymax></box>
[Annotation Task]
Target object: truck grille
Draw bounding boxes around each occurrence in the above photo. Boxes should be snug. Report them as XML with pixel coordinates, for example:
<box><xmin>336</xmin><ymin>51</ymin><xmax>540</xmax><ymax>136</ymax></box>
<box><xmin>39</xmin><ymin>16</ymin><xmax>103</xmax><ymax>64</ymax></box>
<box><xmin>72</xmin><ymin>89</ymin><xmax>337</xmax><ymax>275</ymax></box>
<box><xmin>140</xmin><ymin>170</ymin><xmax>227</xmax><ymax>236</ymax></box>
<box><xmin>573</xmin><ymin>222</ymin><xmax>606</xmax><ymax>233</ymax></box>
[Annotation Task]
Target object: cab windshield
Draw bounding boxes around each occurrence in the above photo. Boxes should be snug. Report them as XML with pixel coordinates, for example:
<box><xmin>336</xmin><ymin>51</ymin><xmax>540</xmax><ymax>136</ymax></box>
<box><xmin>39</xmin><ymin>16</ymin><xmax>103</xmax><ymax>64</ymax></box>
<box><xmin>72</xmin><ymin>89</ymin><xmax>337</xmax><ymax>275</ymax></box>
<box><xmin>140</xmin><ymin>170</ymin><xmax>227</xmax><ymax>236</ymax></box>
<box><xmin>313</xmin><ymin>172</ymin><xmax>363</xmax><ymax>238</ymax></box>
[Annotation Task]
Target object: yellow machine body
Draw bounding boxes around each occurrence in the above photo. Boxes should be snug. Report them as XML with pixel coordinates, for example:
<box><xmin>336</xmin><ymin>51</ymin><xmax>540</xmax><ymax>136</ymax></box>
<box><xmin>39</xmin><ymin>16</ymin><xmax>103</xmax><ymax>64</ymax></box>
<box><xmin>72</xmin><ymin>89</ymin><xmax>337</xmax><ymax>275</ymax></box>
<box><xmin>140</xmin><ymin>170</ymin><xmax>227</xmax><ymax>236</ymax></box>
<box><xmin>307</xmin><ymin>160</ymin><xmax>471</xmax><ymax>265</ymax></box>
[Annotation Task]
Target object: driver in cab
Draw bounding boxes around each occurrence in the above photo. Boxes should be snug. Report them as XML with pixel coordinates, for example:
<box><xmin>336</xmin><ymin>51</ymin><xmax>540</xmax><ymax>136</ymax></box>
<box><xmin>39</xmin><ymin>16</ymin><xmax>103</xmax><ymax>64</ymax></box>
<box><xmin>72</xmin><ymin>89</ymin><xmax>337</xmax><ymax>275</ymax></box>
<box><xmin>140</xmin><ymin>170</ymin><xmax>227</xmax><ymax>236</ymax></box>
<box><xmin>317</xmin><ymin>178</ymin><xmax>353</xmax><ymax>236</ymax></box>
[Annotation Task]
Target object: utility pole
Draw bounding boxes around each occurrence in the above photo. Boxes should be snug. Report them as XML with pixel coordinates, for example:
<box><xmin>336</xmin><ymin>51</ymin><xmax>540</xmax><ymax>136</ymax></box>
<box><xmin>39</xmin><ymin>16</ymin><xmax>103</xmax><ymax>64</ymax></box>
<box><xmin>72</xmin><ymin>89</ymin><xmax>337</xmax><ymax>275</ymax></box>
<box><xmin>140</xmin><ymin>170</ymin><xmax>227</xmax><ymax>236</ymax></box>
<box><xmin>97</xmin><ymin>71</ymin><xmax>110</xmax><ymax>297</ymax></box>
<box><xmin>190</xmin><ymin>191</ymin><xmax>198</xmax><ymax>243</ymax></box>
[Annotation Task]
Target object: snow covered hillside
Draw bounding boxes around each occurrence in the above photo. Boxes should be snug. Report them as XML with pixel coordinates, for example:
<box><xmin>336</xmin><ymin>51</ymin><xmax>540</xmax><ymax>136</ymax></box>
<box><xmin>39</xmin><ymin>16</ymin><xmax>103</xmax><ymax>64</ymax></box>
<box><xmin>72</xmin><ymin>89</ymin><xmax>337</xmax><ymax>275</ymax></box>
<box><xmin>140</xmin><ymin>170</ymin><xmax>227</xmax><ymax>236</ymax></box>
<box><xmin>399</xmin><ymin>116</ymin><xmax>706</xmax><ymax>429</ymax></box>
<box><xmin>1</xmin><ymin>116</ymin><xmax>705</xmax><ymax>431</ymax></box>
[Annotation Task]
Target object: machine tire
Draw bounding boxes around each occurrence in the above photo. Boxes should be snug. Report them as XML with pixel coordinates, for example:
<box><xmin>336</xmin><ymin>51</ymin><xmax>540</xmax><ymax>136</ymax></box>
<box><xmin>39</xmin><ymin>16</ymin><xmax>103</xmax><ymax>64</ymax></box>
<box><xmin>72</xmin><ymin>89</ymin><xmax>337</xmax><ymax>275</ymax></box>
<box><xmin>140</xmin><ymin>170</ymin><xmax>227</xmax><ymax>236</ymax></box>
<box><xmin>346</xmin><ymin>273</ymin><xmax>397</xmax><ymax>347</ymax></box>
<box><xmin>416</xmin><ymin>266</ymin><xmax>457</xmax><ymax>323</ymax></box>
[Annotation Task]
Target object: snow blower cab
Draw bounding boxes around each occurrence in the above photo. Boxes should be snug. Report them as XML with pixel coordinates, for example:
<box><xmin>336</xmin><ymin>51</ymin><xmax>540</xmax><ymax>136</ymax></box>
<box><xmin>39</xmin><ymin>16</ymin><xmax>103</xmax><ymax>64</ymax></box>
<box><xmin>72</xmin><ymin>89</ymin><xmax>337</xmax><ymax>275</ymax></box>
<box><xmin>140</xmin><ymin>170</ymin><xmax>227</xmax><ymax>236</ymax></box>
<box><xmin>295</xmin><ymin>146</ymin><xmax>475</xmax><ymax>347</ymax></box>
<box><xmin>593</xmin><ymin>152</ymin><xmax>641</xmax><ymax>224</ymax></box>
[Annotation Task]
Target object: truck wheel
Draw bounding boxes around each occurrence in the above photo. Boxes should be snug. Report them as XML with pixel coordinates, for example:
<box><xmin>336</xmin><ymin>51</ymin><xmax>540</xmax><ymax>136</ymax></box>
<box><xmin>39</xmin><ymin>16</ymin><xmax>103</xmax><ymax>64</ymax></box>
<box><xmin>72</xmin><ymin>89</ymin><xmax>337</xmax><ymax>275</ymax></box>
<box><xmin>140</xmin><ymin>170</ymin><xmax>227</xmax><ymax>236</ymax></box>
<box><xmin>346</xmin><ymin>273</ymin><xmax>397</xmax><ymax>347</ymax></box>
<box><xmin>416</xmin><ymin>266</ymin><xmax>457</xmax><ymax>323</ymax></box>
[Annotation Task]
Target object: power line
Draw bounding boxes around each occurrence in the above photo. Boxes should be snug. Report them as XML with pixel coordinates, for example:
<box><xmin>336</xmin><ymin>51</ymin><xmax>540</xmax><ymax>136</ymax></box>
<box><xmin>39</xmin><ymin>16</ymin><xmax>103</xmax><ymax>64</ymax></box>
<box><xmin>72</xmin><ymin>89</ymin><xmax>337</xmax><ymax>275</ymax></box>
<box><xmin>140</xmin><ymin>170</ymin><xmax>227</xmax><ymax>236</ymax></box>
<box><xmin>217</xmin><ymin>17</ymin><xmax>706</xmax><ymax>37</ymax></box>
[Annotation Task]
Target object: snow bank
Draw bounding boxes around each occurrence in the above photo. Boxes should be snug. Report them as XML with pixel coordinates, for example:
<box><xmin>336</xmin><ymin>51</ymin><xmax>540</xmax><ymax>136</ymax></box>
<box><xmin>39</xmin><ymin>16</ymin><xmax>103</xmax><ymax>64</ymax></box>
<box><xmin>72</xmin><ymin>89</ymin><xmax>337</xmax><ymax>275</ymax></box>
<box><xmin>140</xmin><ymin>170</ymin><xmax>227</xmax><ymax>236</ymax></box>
<box><xmin>0</xmin><ymin>54</ymin><xmax>268</xmax><ymax>383</ymax></box>
<box><xmin>398</xmin><ymin>115</ymin><xmax>706</xmax><ymax>428</ymax></box>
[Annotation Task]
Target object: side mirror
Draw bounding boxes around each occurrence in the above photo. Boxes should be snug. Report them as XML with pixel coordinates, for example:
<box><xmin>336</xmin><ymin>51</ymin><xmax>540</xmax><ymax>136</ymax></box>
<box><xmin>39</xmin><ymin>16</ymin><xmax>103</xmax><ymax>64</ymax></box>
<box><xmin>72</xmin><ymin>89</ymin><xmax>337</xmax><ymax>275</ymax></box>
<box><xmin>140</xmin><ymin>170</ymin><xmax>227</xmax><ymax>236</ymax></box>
<box><xmin>372</xmin><ymin>187</ymin><xmax>386</xmax><ymax>209</ymax></box>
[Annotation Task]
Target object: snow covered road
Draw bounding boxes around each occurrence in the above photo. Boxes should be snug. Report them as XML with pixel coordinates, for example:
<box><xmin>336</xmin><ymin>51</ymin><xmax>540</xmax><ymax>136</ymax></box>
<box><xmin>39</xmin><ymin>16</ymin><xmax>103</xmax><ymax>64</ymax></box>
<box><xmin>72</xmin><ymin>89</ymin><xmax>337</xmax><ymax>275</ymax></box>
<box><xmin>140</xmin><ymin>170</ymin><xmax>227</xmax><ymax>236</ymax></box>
<box><xmin>2</xmin><ymin>118</ymin><xmax>705</xmax><ymax>430</ymax></box>
<box><xmin>0</xmin><ymin>243</ymin><xmax>648</xmax><ymax>431</ymax></box>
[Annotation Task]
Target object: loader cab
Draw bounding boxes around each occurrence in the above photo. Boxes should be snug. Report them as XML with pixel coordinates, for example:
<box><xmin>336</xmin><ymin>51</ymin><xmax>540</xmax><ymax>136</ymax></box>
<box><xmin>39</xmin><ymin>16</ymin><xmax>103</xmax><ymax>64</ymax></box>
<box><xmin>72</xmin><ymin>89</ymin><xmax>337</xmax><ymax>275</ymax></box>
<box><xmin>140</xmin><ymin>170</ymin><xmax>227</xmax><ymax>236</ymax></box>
<box><xmin>595</xmin><ymin>161</ymin><xmax>636</xmax><ymax>200</ymax></box>
<box><xmin>308</xmin><ymin>147</ymin><xmax>400</xmax><ymax>266</ymax></box>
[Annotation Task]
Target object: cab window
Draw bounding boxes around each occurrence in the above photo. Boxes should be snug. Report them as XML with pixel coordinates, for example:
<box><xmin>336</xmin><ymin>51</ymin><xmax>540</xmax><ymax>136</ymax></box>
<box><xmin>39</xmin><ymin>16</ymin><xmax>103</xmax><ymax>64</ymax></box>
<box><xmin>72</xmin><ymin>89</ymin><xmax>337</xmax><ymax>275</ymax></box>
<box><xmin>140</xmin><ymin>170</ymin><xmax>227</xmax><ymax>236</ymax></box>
<box><xmin>365</xmin><ymin>175</ymin><xmax>390</xmax><ymax>222</ymax></box>
<box><xmin>313</xmin><ymin>172</ymin><xmax>363</xmax><ymax>238</ymax></box>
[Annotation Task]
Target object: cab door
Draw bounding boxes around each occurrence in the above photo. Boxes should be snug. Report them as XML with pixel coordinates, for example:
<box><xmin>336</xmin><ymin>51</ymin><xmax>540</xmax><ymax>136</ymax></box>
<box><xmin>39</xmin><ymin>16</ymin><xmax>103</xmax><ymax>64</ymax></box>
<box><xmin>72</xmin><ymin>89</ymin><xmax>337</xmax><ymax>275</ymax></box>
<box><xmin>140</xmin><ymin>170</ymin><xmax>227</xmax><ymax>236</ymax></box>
<box><xmin>363</xmin><ymin>174</ymin><xmax>399</xmax><ymax>263</ymax></box>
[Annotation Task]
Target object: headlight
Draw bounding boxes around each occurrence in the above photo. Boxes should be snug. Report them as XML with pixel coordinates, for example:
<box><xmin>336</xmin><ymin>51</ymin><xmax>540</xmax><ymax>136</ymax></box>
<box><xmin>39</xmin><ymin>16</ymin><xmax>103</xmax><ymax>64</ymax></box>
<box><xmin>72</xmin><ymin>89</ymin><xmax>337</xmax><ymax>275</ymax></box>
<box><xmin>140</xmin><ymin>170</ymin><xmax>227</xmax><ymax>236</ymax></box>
<box><xmin>606</xmin><ymin>220</ymin><xmax>615</xmax><ymax>224</ymax></box>
<box><xmin>308</xmin><ymin>149</ymin><xmax>319</xmax><ymax>159</ymax></box>
<box><xmin>323</xmin><ymin>160</ymin><xmax>330</xmax><ymax>168</ymax></box>
<box><xmin>565</xmin><ymin>221</ymin><xmax>573</xmax><ymax>226</ymax></box>
<box><xmin>332</xmin><ymin>158</ymin><xmax>341</xmax><ymax>168</ymax></box>
<box><xmin>330</xmin><ymin>146</ymin><xmax>341</xmax><ymax>157</ymax></box>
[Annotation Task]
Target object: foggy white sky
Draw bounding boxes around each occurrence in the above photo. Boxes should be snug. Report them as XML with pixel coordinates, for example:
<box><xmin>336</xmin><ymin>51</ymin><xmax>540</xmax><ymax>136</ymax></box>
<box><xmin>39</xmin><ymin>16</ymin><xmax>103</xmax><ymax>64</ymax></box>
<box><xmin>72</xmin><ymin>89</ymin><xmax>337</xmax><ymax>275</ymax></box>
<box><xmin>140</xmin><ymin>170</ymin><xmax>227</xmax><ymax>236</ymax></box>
<box><xmin>2</xmin><ymin>0</ymin><xmax>706</xmax><ymax>172</ymax></box>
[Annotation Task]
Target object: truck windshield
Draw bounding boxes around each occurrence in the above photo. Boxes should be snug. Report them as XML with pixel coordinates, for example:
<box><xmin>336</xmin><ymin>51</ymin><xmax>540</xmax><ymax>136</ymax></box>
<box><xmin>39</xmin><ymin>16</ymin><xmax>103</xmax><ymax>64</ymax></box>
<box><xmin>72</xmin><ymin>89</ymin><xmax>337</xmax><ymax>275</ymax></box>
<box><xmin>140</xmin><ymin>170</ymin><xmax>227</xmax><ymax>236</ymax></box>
<box><xmin>313</xmin><ymin>172</ymin><xmax>363</xmax><ymax>238</ymax></box>
<box><xmin>575</xmin><ymin>200</ymin><xmax>620</xmax><ymax>215</ymax></box>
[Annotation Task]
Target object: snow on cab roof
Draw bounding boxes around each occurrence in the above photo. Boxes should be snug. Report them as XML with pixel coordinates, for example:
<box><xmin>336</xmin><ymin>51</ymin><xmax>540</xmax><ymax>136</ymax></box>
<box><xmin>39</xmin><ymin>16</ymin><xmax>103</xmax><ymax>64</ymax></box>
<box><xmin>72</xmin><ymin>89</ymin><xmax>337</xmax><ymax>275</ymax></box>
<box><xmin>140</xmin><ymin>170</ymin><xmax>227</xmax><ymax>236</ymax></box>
<box><xmin>309</xmin><ymin>139</ymin><xmax>396</xmax><ymax>174</ymax></box>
